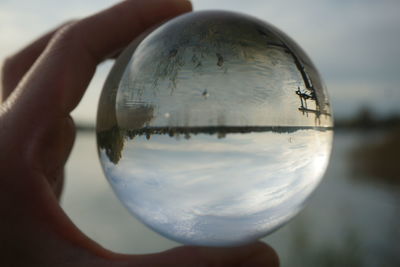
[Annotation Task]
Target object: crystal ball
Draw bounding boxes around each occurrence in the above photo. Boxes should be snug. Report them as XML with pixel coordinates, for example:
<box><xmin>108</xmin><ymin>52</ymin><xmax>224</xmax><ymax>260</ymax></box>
<box><xmin>96</xmin><ymin>10</ymin><xmax>333</xmax><ymax>246</ymax></box>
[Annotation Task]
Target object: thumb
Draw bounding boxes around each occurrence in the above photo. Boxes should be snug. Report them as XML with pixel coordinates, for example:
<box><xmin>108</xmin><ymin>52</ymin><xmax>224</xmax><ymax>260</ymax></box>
<box><xmin>114</xmin><ymin>242</ymin><xmax>279</xmax><ymax>267</ymax></box>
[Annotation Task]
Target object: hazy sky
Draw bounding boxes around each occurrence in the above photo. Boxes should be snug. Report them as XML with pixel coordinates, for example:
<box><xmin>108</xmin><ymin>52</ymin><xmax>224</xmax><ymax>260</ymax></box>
<box><xmin>1</xmin><ymin>0</ymin><xmax>399</xmax><ymax>123</ymax></box>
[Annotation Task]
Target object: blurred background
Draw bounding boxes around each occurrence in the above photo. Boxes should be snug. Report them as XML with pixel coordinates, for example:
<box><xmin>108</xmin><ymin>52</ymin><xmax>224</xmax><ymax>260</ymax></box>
<box><xmin>1</xmin><ymin>0</ymin><xmax>399</xmax><ymax>266</ymax></box>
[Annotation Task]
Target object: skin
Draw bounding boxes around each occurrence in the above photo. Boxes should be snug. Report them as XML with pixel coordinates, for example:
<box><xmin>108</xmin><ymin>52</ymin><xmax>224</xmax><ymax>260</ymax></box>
<box><xmin>0</xmin><ymin>0</ymin><xmax>279</xmax><ymax>266</ymax></box>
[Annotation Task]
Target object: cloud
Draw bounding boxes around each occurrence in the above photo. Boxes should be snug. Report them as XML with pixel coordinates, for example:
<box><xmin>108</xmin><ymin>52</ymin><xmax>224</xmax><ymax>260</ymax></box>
<box><xmin>2</xmin><ymin>0</ymin><xmax>399</xmax><ymax>120</ymax></box>
<box><xmin>192</xmin><ymin>0</ymin><xmax>400</xmax><ymax>117</ymax></box>
<box><xmin>100</xmin><ymin>129</ymin><xmax>332</xmax><ymax>245</ymax></box>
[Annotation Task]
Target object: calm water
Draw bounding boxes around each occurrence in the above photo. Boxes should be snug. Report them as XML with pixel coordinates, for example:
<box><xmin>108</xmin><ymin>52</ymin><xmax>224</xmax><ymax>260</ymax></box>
<box><xmin>63</xmin><ymin>130</ymin><xmax>400</xmax><ymax>267</ymax></box>
<box><xmin>99</xmin><ymin>128</ymin><xmax>332</xmax><ymax>246</ymax></box>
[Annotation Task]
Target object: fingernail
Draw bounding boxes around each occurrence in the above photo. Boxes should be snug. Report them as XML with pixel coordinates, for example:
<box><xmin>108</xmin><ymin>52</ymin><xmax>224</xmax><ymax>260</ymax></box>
<box><xmin>173</xmin><ymin>0</ymin><xmax>192</xmax><ymax>9</ymax></box>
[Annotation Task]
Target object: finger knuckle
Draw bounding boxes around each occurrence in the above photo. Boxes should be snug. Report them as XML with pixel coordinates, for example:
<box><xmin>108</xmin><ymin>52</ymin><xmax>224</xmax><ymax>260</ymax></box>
<box><xmin>52</xmin><ymin>21</ymin><xmax>79</xmax><ymax>46</ymax></box>
<box><xmin>49</xmin><ymin>21</ymin><xmax>98</xmax><ymax>62</ymax></box>
<box><xmin>1</xmin><ymin>56</ymin><xmax>15</xmax><ymax>98</ymax></box>
<box><xmin>1</xmin><ymin>56</ymin><xmax>15</xmax><ymax>81</ymax></box>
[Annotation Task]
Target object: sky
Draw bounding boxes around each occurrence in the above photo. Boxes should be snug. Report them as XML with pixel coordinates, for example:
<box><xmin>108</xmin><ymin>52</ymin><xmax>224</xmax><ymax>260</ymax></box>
<box><xmin>101</xmin><ymin>129</ymin><xmax>332</xmax><ymax>245</ymax></box>
<box><xmin>1</xmin><ymin>0</ymin><xmax>399</xmax><ymax>123</ymax></box>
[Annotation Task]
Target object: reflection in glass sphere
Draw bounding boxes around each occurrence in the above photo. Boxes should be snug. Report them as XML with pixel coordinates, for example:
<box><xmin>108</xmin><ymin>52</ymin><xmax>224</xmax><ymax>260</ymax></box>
<box><xmin>96</xmin><ymin>11</ymin><xmax>333</xmax><ymax>246</ymax></box>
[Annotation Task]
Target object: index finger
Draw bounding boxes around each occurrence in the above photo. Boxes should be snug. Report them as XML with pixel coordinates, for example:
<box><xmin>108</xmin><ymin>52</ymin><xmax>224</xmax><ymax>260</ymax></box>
<box><xmin>9</xmin><ymin>0</ymin><xmax>192</xmax><ymax>121</ymax></box>
<box><xmin>1</xmin><ymin>21</ymin><xmax>75</xmax><ymax>102</ymax></box>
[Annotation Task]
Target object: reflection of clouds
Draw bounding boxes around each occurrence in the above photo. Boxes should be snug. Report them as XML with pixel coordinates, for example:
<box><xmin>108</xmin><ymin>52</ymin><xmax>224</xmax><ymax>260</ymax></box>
<box><xmin>102</xmin><ymin>129</ymin><xmax>332</xmax><ymax>245</ymax></box>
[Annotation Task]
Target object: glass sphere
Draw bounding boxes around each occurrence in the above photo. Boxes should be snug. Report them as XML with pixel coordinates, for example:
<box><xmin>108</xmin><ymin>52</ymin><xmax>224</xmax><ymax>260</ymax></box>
<box><xmin>97</xmin><ymin>10</ymin><xmax>333</xmax><ymax>246</ymax></box>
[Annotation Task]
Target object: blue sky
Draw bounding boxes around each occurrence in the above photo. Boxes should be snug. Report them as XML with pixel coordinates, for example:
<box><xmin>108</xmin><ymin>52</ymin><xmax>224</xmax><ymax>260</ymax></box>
<box><xmin>1</xmin><ymin>0</ymin><xmax>399</xmax><ymax>123</ymax></box>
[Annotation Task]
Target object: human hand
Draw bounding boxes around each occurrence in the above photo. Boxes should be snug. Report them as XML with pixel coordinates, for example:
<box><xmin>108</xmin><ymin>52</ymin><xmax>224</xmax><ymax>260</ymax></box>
<box><xmin>0</xmin><ymin>0</ymin><xmax>279</xmax><ymax>266</ymax></box>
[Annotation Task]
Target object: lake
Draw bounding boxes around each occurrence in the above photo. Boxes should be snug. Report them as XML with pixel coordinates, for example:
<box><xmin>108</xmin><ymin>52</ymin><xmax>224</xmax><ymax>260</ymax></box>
<box><xmin>62</xmin><ymin>130</ymin><xmax>400</xmax><ymax>267</ymax></box>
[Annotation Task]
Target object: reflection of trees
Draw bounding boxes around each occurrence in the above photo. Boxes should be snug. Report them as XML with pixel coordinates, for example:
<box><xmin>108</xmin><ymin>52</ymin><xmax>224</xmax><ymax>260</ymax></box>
<box><xmin>98</xmin><ymin>105</ymin><xmax>154</xmax><ymax>165</ymax></box>
<box><xmin>258</xmin><ymin>29</ymin><xmax>331</xmax><ymax>123</ymax></box>
<box><xmin>97</xmin><ymin>125</ymin><xmax>331</xmax><ymax>165</ymax></box>
<box><xmin>96</xmin><ymin>31</ymin><xmax>152</xmax><ymax>165</ymax></box>
<box><xmin>117</xmin><ymin>105</ymin><xmax>154</xmax><ymax>130</ymax></box>
<box><xmin>97</xmin><ymin>126</ymin><xmax>125</xmax><ymax>165</ymax></box>
<box><xmin>124</xmin><ymin>126</ymin><xmax>330</xmax><ymax>140</ymax></box>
